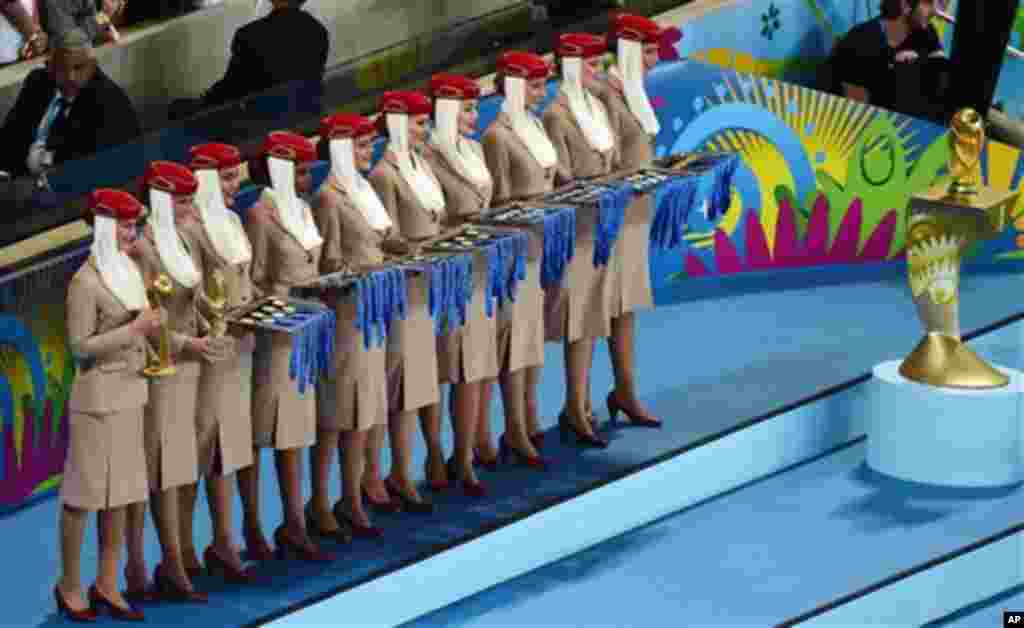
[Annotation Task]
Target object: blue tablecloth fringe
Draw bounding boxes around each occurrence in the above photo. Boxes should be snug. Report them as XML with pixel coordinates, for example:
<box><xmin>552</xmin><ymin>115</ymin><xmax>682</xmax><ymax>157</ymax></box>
<box><xmin>541</xmin><ymin>208</ymin><xmax>575</xmax><ymax>287</ymax></box>
<box><xmin>704</xmin><ymin>153</ymin><xmax>739</xmax><ymax>222</ymax></box>
<box><xmin>354</xmin><ymin>267</ymin><xmax>408</xmax><ymax>350</ymax></box>
<box><xmin>594</xmin><ymin>184</ymin><xmax>634</xmax><ymax>267</ymax></box>
<box><xmin>428</xmin><ymin>253</ymin><xmax>474</xmax><ymax>336</ymax></box>
<box><xmin>650</xmin><ymin>176</ymin><xmax>699</xmax><ymax>250</ymax></box>
<box><xmin>485</xmin><ymin>230</ymin><xmax>528</xmax><ymax>317</ymax></box>
<box><xmin>288</xmin><ymin>308</ymin><xmax>336</xmax><ymax>394</ymax></box>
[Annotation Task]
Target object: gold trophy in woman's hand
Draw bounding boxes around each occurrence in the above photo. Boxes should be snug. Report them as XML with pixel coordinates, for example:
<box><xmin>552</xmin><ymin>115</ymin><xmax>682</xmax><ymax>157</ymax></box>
<box><xmin>143</xmin><ymin>273</ymin><xmax>177</xmax><ymax>377</ymax></box>
<box><xmin>206</xmin><ymin>269</ymin><xmax>229</xmax><ymax>338</ymax></box>
<box><xmin>200</xmin><ymin>268</ymin><xmax>236</xmax><ymax>363</ymax></box>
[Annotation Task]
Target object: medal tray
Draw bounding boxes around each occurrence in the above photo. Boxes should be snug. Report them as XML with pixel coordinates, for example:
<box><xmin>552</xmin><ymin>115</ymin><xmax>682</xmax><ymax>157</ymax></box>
<box><xmin>227</xmin><ymin>297</ymin><xmax>328</xmax><ymax>333</ymax></box>
<box><xmin>423</xmin><ymin>226</ymin><xmax>504</xmax><ymax>254</ymax></box>
<box><xmin>477</xmin><ymin>205</ymin><xmax>568</xmax><ymax>226</ymax></box>
<box><xmin>540</xmin><ymin>181</ymin><xmax>616</xmax><ymax>206</ymax></box>
<box><xmin>654</xmin><ymin>151</ymin><xmax>734</xmax><ymax>175</ymax></box>
<box><xmin>293</xmin><ymin>269</ymin><xmax>359</xmax><ymax>294</ymax></box>
<box><xmin>615</xmin><ymin>169</ymin><xmax>677</xmax><ymax>194</ymax></box>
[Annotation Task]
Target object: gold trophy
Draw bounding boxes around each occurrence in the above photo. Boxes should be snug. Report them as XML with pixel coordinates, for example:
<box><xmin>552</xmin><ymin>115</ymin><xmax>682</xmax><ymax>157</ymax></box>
<box><xmin>206</xmin><ymin>269</ymin><xmax>229</xmax><ymax>339</ymax></box>
<box><xmin>899</xmin><ymin>108</ymin><xmax>1019</xmax><ymax>389</ymax></box>
<box><xmin>142</xmin><ymin>273</ymin><xmax>177</xmax><ymax>378</ymax></box>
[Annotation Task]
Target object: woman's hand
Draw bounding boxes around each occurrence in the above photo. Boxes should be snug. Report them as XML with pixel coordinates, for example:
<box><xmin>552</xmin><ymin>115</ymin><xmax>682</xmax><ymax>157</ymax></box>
<box><xmin>132</xmin><ymin>307</ymin><xmax>163</xmax><ymax>337</ymax></box>
<box><xmin>894</xmin><ymin>50</ymin><xmax>919</xmax><ymax>64</ymax></box>
<box><xmin>19</xmin><ymin>31</ymin><xmax>47</xmax><ymax>60</ymax></box>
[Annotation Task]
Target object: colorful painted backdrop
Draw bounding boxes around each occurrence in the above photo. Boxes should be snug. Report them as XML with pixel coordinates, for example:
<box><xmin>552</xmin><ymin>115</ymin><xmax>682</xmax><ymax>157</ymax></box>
<box><xmin>5</xmin><ymin>0</ymin><xmax>1024</xmax><ymax>512</ymax></box>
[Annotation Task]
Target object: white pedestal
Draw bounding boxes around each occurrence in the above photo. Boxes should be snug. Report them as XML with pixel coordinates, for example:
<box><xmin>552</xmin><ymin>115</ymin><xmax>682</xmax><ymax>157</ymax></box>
<box><xmin>866</xmin><ymin>361</ymin><xmax>1024</xmax><ymax>487</ymax></box>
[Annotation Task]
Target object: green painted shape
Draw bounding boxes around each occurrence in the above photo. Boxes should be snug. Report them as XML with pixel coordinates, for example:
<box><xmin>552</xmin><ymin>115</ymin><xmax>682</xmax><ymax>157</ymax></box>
<box><xmin>814</xmin><ymin>113</ymin><xmax>950</xmax><ymax>257</ymax></box>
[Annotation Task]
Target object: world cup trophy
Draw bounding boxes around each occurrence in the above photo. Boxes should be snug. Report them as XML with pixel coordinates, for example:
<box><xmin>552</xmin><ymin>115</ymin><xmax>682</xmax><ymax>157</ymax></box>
<box><xmin>142</xmin><ymin>273</ymin><xmax>177</xmax><ymax>378</ymax></box>
<box><xmin>899</xmin><ymin>108</ymin><xmax>1019</xmax><ymax>389</ymax></box>
<box><xmin>206</xmin><ymin>268</ymin><xmax>229</xmax><ymax>339</ymax></box>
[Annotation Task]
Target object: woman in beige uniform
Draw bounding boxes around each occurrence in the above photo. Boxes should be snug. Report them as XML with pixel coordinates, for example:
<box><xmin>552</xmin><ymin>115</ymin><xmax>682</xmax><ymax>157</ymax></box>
<box><xmin>244</xmin><ymin>131</ymin><xmax>333</xmax><ymax>561</ymax></box>
<box><xmin>125</xmin><ymin>161</ymin><xmax>216</xmax><ymax>602</ymax></box>
<box><xmin>542</xmin><ymin>33</ymin><xmax>618</xmax><ymax>449</ymax></box>
<box><xmin>367</xmin><ymin>90</ymin><xmax>446</xmax><ymax>512</ymax></box>
<box><xmin>591</xmin><ymin>13</ymin><xmax>664</xmax><ymax>428</ymax></box>
<box><xmin>309</xmin><ymin>113</ymin><xmax>397</xmax><ymax>538</ymax></box>
<box><xmin>479</xmin><ymin>51</ymin><xmax>558</xmax><ymax>466</ymax></box>
<box><xmin>423</xmin><ymin>73</ymin><xmax>495</xmax><ymax>495</ymax></box>
<box><xmin>176</xmin><ymin>142</ymin><xmax>261</xmax><ymax>584</ymax></box>
<box><xmin>57</xmin><ymin>189</ymin><xmax>154</xmax><ymax>622</ymax></box>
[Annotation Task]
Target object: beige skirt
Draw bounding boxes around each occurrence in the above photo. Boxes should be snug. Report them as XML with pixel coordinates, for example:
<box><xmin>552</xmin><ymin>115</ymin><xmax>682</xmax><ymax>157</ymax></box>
<box><xmin>497</xmin><ymin>257</ymin><xmax>545</xmax><ymax>374</ymax></box>
<box><xmin>607</xmin><ymin>192</ymin><xmax>654</xmax><ymax>316</ymax></box>
<box><xmin>317</xmin><ymin>292</ymin><xmax>388</xmax><ymax>432</ymax></box>
<box><xmin>144</xmin><ymin>360</ymin><xmax>201</xmax><ymax>492</ymax></box>
<box><xmin>61</xmin><ymin>407</ymin><xmax>149</xmax><ymax>510</ymax></box>
<box><xmin>387</xmin><ymin>273</ymin><xmax>440</xmax><ymax>413</ymax></box>
<box><xmin>251</xmin><ymin>330</ymin><xmax>317</xmax><ymax>450</ymax></box>
<box><xmin>544</xmin><ymin>222</ymin><xmax>612</xmax><ymax>343</ymax></box>
<box><xmin>195</xmin><ymin>334</ymin><xmax>255</xmax><ymax>477</ymax></box>
<box><xmin>438</xmin><ymin>256</ymin><xmax>499</xmax><ymax>385</ymax></box>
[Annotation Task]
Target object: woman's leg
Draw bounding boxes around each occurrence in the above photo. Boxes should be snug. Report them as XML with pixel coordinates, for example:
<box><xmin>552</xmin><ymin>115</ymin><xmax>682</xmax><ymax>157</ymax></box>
<box><xmin>206</xmin><ymin>473</ymin><xmax>245</xmax><ymax>570</ymax></box>
<box><xmin>498</xmin><ymin>369</ymin><xmax>542</xmax><ymax>457</ymax></box>
<box><xmin>386</xmin><ymin>410</ymin><xmax>426</xmax><ymax>502</ymax></box>
<box><xmin>309</xmin><ymin>429</ymin><xmax>342</xmax><ymax>531</ymax></box>
<box><xmin>236</xmin><ymin>450</ymin><xmax>270</xmax><ymax>554</ymax></box>
<box><xmin>608</xmin><ymin>312</ymin><xmax>658</xmax><ymax>422</ymax></box>
<box><xmin>338</xmin><ymin>428</ymin><xmax>373</xmax><ymax>526</ymax></box>
<box><xmin>57</xmin><ymin>504</ymin><xmax>89</xmax><ymax>610</ymax></box>
<box><xmin>177</xmin><ymin>483</ymin><xmax>202</xmax><ymax>573</ymax></box>
<box><xmin>419</xmin><ymin>402</ymin><xmax>446</xmax><ymax>486</ymax></box>
<box><xmin>95</xmin><ymin>507</ymin><xmax>132</xmax><ymax>608</ymax></box>
<box><xmin>124</xmin><ymin>501</ymin><xmax>149</xmax><ymax>592</ymax></box>
<box><xmin>474</xmin><ymin>379</ymin><xmax>498</xmax><ymax>462</ymax></box>
<box><xmin>450</xmin><ymin>381</ymin><xmax>482</xmax><ymax>483</ymax></box>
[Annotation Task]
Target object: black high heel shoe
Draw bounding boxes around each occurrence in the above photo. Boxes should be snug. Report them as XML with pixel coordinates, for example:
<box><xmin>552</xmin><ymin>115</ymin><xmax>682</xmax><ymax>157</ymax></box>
<box><xmin>607</xmin><ymin>392</ymin><xmax>662</xmax><ymax>428</ymax></box>
<box><xmin>88</xmin><ymin>585</ymin><xmax>144</xmax><ymax>621</ymax></box>
<box><xmin>203</xmin><ymin>546</ymin><xmax>263</xmax><ymax>585</ymax></box>
<box><xmin>559</xmin><ymin>411</ymin><xmax>608</xmax><ymax>449</ymax></box>
<box><xmin>498</xmin><ymin>436</ymin><xmax>550</xmax><ymax>470</ymax></box>
<box><xmin>529</xmin><ymin>431</ymin><xmax>545</xmax><ymax>451</ymax></box>
<box><xmin>333</xmin><ymin>501</ymin><xmax>383</xmax><ymax>539</ymax></box>
<box><xmin>152</xmin><ymin>564</ymin><xmax>208</xmax><ymax>603</ymax></box>
<box><xmin>273</xmin><ymin>526</ymin><xmax>335</xmax><ymax>562</ymax></box>
<box><xmin>304</xmin><ymin>503</ymin><xmax>353</xmax><ymax>543</ymax></box>
<box><xmin>384</xmin><ymin>477</ymin><xmax>434</xmax><ymax>514</ymax></box>
<box><xmin>121</xmin><ymin>567</ymin><xmax>156</xmax><ymax>605</ymax></box>
<box><xmin>361</xmin><ymin>485</ymin><xmax>401</xmax><ymax>514</ymax></box>
<box><xmin>446</xmin><ymin>457</ymin><xmax>488</xmax><ymax>498</ymax></box>
<box><xmin>54</xmin><ymin>587</ymin><xmax>97</xmax><ymax>622</ymax></box>
<box><xmin>473</xmin><ymin>449</ymin><xmax>499</xmax><ymax>471</ymax></box>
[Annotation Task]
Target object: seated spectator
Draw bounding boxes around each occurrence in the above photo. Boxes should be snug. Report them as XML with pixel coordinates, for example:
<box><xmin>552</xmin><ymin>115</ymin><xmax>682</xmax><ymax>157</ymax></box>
<box><xmin>201</xmin><ymin>0</ymin><xmax>327</xmax><ymax>108</ymax></box>
<box><xmin>0</xmin><ymin>0</ymin><xmax>47</xmax><ymax>65</ymax></box>
<box><xmin>828</xmin><ymin>0</ymin><xmax>949</xmax><ymax>120</ymax></box>
<box><xmin>39</xmin><ymin>0</ymin><xmax>122</xmax><ymax>47</ymax></box>
<box><xmin>0</xmin><ymin>27</ymin><xmax>140</xmax><ymax>177</ymax></box>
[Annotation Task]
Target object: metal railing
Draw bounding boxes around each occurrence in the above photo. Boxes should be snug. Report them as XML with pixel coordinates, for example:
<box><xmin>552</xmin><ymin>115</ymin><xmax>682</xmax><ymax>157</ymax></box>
<box><xmin>935</xmin><ymin>8</ymin><xmax>1024</xmax><ymax>58</ymax></box>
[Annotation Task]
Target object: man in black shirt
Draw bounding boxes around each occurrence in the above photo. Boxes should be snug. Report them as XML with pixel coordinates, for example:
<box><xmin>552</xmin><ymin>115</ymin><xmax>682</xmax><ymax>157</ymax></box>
<box><xmin>829</xmin><ymin>0</ymin><xmax>946</xmax><ymax>117</ymax></box>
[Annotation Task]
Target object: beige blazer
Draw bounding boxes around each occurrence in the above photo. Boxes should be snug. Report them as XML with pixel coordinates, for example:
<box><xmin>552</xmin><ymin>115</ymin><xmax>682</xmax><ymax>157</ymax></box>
<box><xmin>368</xmin><ymin>151</ymin><xmax>445</xmax><ymax>242</ymax></box>
<box><xmin>422</xmin><ymin>140</ymin><xmax>499</xmax><ymax>384</ymax></box>
<box><xmin>314</xmin><ymin>176</ymin><xmax>391</xmax><ymax>272</ymax></box>
<box><xmin>481</xmin><ymin>112</ymin><xmax>558</xmax><ymax>207</ymax></box>
<box><xmin>66</xmin><ymin>259</ymin><xmax>149</xmax><ymax>414</ymax></box>
<box><xmin>183</xmin><ymin>219</ymin><xmax>256</xmax><ymax>476</ymax></box>
<box><xmin>593</xmin><ymin>75</ymin><xmax>656</xmax><ymax>315</ymax></box>
<box><xmin>542</xmin><ymin>91</ymin><xmax>618</xmax><ymax>184</ymax></box>
<box><xmin>133</xmin><ymin>228</ymin><xmax>205</xmax><ymax>491</ymax></box>
<box><xmin>594</xmin><ymin>76</ymin><xmax>655</xmax><ymax>170</ymax></box>
<box><xmin>311</xmin><ymin>179</ymin><xmax>389</xmax><ymax>431</ymax></box>
<box><xmin>245</xmin><ymin>197</ymin><xmax>322</xmax><ymax>449</ymax></box>
<box><xmin>422</xmin><ymin>140</ymin><xmax>494</xmax><ymax>224</ymax></box>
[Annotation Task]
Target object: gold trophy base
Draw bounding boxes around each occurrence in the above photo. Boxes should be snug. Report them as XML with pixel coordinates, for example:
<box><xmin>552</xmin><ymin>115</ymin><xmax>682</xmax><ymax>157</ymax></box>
<box><xmin>898</xmin><ymin>333</ymin><xmax>1008</xmax><ymax>389</ymax></box>
<box><xmin>142</xmin><ymin>364</ymin><xmax>177</xmax><ymax>378</ymax></box>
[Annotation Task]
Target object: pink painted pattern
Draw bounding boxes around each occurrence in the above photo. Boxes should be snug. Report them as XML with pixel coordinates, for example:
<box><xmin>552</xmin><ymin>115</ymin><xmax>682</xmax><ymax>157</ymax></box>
<box><xmin>685</xmin><ymin>195</ymin><xmax>902</xmax><ymax>276</ymax></box>
<box><xmin>0</xmin><ymin>397</ymin><xmax>68</xmax><ymax>506</ymax></box>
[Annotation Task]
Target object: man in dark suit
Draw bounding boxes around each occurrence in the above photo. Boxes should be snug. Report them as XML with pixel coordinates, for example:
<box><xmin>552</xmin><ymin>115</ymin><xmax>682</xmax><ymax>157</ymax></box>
<box><xmin>0</xmin><ymin>27</ymin><xmax>140</xmax><ymax>177</ymax></box>
<box><xmin>201</xmin><ymin>0</ymin><xmax>328</xmax><ymax>108</ymax></box>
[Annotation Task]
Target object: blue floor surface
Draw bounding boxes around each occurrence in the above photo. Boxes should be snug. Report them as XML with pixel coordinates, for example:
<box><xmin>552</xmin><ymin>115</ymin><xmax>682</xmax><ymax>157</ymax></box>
<box><xmin>929</xmin><ymin>586</ymin><xmax>1024</xmax><ymax>627</ymax></box>
<box><xmin>406</xmin><ymin>441</ymin><xmax>1024</xmax><ymax>627</ymax></box>
<box><xmin>7</xmin><ymin>271</ymin><xmax>1024</xmax><ymax>626</ymax></box>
